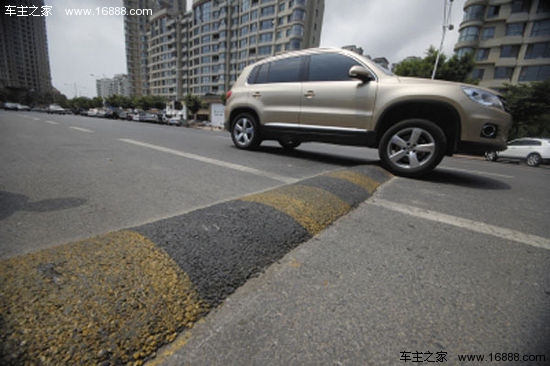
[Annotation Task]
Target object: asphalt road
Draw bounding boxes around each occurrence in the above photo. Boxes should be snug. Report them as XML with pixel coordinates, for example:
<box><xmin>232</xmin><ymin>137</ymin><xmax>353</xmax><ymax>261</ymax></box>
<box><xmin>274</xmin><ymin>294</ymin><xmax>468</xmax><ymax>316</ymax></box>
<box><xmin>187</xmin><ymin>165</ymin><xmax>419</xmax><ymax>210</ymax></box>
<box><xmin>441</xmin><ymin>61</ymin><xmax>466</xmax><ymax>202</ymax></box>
<box><xmin>0</xmin><ymin>110</ymin><xmax>374</xmax><ymax>259</ymax></box>
<box><xmin>1</xmin><ymin>110</ymin><xmax>549</xmax><ymax>365</ymax></box>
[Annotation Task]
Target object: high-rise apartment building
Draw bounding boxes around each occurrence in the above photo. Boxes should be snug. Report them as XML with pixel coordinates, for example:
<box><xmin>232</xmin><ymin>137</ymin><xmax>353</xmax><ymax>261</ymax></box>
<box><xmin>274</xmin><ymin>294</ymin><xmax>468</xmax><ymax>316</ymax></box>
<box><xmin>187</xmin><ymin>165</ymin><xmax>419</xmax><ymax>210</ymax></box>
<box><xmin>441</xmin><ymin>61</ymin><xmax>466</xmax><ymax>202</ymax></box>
<box><xmin>186</xmin><ymin>0</ymin><xmax>324</xmax><ymax>96</ymax></box>
<box><xmin>96</xmin><ymin>74</ymin><xmax>131</xmax><ymax>98</ymax></box>
<box><xmin>0</xmin><ymin>0</ymin><xmax>52</xmax><ymax>94</ymax></box>
<box><xmin>124</xmin><ymin>0</ymin><xmax>187</xmax><ymax>97</ymax></box>
<box><xmin>454</xmin><ymin>0</ymin><xmax>550</xmax><ymax>89</ymax></box>
<box><xmin>125</xmin><ymin>0</ymin><xmax>324</xmax><ymax>99</ymax></box>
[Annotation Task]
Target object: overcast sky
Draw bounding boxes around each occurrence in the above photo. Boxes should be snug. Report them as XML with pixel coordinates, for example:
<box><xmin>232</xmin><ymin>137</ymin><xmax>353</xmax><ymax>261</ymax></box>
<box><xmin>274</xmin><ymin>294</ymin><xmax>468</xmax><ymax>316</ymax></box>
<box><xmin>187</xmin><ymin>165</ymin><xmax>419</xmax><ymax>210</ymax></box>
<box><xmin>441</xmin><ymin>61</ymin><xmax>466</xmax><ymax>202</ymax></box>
<box><xmin>45</xmin><ymin>0</ymin><xmax>467</xmax><ymax>98</ymax></box>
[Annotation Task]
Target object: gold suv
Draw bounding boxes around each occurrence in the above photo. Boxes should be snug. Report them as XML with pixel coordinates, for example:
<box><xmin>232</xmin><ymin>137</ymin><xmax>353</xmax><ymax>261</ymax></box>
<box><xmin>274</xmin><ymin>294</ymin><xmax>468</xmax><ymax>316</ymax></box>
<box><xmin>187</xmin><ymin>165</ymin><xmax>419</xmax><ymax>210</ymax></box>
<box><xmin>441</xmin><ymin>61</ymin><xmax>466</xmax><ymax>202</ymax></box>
<box><xmin>225</xmin><ymin>48</ymin><xmax>512</xmax><ymax>177</ymax></box>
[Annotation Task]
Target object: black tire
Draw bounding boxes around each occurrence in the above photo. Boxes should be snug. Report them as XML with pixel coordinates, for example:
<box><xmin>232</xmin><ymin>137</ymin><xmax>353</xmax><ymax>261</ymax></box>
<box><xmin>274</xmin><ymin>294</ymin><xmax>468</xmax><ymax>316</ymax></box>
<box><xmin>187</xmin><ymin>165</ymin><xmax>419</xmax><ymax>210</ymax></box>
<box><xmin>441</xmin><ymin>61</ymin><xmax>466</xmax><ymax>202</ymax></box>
<box><xmin>526</xmin><ymin>153</ymin><xmax>541</xmax><ymax>167</ymax></box>
<box><xmin>378</xmin><ymin>119</ymin><xmax>447</xmax><ymax>178</ymax></box>
<box><xmin>230</xmin><ymin>112</ymin><xmax>261</xmax><ymax>150</ymax></box>
<box><xmin>278</xmin><ymin>138</ymin><xmax>301</xmax><ymax>150</ymax></box>
<box><xmin>485</xmin><ymin>151</ymin><xmax>498</xmax><ymax>162</ymax></box>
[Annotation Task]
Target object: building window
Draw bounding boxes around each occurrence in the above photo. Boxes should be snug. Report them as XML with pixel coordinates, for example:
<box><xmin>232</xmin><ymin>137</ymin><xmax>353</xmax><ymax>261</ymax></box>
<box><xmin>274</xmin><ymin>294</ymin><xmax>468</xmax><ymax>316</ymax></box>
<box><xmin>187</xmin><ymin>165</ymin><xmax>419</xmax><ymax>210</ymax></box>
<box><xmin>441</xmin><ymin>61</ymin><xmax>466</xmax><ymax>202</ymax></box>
<box><xmin>258</xmin><ymin>45</ymin><xmax>272</xmax><ymax>55</ymax></box>
<box><xmin>457</xmin><ymin>47</ymin><xmax>474</xmax><ymax>58</ymax></box>
<box><xmin>519</xmin><ymin>65</ymin><xmax>550</xmax><ymax>81</ymax></box>
<box><xmin>259</xmin><ymin>32</ymin><xmax>273</xmax><ymax>43</ymax></box>
<box><xmin>511</xmin><ymin>0</ymin><xmax>531</xmax><ymax>13</ymax></box>
<box><xmin>459</xmin><ymin>26</ymin><xmax>480</xmax><ymax>42</ymax></box>
<box><xmin>506</xmin><ymin>23</ymin><xmax>525</xmax><ymax>36</ymax></box>
<box><xmin>487</xmin><ymin>5</ymin><xmax>500</xmax><ymax>18</ymax></box>
<box><xmin>476</xmin><ymin>48</ymin><xmax>490</xmax><ymax>61</ymax></box>
<box><xmin>481</xmin><ymin>27</ymin><xmax>495</xmax><ymax>40</ymax></box>
<box><xmin>464</xmin><ymin>5</ymin><xmax>485</xmax><ymax>21</ymax></box>
<box><xmin>494</xmin><ymin>67</ymin><xmax>514</xmax><ymax>79</ymax></box>
<box><xmin>525</xmin><ymin>42</ymin><xmax>550</xmax><ymax>59</ymax></box>
<box><xmin>531</xmin><ymin>20</ymin><xmax>550</xmax><ymax>36</ymax></box>
<box><xmin>260</xmin><ymin>5</ymin><xmax>275</xmax><ymax>16</ymax></box>
<box><xmin>471</xmin><ymin>68</ymin><xmax>485</xmax><ymax>80</ymax></box>
<box><xmin>260</xmin><ymin>19</ymin><xmax>274</xmax><ymax>29</ymax></box>
<box><xmin>500</xmin><ymin>45</ymin><xmax>520</xmax><ymax>57</ymax></box>
<box><xmin>291</xmin><ymin>9</ymin><xmax>306</xmax><ymax>21</ymax></box>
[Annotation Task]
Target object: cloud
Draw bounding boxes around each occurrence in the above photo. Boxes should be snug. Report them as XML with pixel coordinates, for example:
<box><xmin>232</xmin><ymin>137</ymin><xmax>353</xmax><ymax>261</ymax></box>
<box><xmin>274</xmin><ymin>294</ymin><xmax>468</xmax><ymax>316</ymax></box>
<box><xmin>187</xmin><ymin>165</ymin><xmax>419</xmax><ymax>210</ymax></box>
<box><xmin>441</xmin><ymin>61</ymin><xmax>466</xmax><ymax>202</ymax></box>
<box><xmin>321</xmin><ymin>0</ymin><xmax>466</xmax><ymax>65</ymax></box>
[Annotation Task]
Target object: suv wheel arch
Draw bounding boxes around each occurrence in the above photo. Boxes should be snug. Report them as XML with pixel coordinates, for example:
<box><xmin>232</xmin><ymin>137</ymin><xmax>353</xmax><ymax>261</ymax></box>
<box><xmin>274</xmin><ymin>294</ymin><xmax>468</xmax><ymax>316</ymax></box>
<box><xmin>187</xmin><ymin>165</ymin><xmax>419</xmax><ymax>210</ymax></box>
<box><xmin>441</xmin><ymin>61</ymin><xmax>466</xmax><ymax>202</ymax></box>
<box><xmin>375</xmin><ymin>101</ymin><xmax>460</xmax><ymax>156</ymax></box>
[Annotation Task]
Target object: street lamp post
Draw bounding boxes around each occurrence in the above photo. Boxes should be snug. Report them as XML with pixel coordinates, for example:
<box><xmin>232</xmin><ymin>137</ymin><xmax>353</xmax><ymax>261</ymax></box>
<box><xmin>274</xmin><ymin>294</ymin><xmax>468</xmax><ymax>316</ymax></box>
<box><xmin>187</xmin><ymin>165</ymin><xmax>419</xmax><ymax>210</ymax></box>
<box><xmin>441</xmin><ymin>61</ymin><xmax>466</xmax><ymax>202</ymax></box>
<box><xmin>432</xmin><ymin>0</ymin><xmax>455</xmax><ymax>80</ymax></box>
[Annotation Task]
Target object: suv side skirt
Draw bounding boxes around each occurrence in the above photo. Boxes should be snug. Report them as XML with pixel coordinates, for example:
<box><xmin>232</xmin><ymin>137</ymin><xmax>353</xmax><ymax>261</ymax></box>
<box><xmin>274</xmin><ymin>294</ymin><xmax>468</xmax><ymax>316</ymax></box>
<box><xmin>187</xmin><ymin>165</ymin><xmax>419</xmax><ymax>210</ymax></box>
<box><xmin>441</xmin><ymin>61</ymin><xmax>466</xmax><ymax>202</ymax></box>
<box><xmin>262</xmin><ymin>123</ymin><xmax>377</xmax><ymax>147</ymax></box>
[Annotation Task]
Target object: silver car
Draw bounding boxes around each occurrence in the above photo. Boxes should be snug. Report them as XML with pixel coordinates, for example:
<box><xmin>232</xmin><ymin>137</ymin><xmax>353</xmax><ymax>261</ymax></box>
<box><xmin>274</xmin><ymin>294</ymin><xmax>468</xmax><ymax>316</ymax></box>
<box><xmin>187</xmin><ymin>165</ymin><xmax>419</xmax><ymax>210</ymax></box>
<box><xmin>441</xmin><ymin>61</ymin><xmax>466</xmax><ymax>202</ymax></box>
<box><xmin>225</xmin><ymin>48</ymin><xmax>512</xmax><ymax>177</ymax></box>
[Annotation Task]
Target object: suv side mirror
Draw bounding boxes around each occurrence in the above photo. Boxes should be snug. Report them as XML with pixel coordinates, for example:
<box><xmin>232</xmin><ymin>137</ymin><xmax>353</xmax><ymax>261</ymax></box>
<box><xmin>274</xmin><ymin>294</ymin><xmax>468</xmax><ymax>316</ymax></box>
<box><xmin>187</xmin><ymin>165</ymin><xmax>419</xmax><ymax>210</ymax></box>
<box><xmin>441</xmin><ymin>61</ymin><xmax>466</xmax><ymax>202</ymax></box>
<box><xmin>349</xmin><ymin>66</ymin><xmax>374</xmax><ymax>83</ymax></box>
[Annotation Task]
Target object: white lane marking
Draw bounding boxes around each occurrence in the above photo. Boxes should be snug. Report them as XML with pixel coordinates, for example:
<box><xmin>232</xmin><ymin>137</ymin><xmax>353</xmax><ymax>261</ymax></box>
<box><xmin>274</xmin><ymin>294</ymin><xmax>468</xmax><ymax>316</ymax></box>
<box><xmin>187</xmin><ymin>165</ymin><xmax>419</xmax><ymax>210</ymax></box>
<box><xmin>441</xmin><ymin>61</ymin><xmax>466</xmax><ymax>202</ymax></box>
<box><xmin>45</xmin><ymin>120</ymin><xmax>59</xmax><ymax>125</ymax></box>
<box><xmin>440</xmin><ymin>166</ymin><xmax>514</xmax><ymax>179</ymax></box>
<box><xmin>119</xmin><ymin>138</ymin><xmax>298</xmax><ymax>184</ymax></box>
<box><xmin>69</xmin><ymin>126</ymin><xmax>93</xmax><ymax>133</ymax></box>
<box><xmin>370</xmin><ymin>198</ymin><xmax>550</xmax><ymax>251</ymax></box>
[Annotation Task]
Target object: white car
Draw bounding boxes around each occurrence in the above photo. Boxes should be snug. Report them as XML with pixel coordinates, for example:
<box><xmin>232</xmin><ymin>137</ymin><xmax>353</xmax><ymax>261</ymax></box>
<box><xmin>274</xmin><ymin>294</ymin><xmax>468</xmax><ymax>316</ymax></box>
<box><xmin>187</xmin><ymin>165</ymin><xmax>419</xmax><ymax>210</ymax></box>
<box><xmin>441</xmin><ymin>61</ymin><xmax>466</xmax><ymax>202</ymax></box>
<box><xmin>485</xmin><ymin>138</ymin><xmax>550</xmax><ymax>167</ymax></box>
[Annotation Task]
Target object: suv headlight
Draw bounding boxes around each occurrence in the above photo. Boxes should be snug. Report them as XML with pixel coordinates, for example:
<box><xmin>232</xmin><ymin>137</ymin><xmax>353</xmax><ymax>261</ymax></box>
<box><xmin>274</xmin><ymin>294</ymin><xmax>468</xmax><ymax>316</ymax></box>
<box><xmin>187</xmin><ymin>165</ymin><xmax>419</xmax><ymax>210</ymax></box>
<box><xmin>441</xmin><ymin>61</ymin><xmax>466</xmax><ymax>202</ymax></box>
<box><xmin>462</xmin><ymin>86</ymin><xmax>505</xmax><ymax>111</ymax></box>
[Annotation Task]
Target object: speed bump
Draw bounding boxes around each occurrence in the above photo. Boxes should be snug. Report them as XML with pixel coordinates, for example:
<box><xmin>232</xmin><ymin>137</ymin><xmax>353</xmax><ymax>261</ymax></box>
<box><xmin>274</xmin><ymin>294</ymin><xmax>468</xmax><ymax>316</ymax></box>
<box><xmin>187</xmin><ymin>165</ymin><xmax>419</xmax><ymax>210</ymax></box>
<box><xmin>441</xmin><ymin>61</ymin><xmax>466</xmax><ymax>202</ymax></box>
<box><xmin>0</xmin><ymin>165</ymin><xmax>392</xmax><ymax>365</ymax></box>
<box><xmin>0</xmin><ymin>230</ymin><xmax>207</xmax><ymax>365</ymax></box>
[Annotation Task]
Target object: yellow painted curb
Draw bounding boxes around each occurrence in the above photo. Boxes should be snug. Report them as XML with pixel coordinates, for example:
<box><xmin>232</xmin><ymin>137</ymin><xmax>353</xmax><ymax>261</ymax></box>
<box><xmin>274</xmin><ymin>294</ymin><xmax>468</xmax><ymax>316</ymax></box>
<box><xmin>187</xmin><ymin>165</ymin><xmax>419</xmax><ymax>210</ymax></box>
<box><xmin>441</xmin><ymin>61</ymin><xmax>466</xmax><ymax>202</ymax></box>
<box><xmin>325</xmin><ymin>170</ymin><xmax>382</xmax><ymax>194</ymax></box>
<box><xmin>241</xmin><ymin>185</ymin><xmax>351</xmax><ymax>235</ymax></box>
<box><xmin>0</xmin><ymin>230</ymin><xmax>207</xmax><ymax>365</ymax></box>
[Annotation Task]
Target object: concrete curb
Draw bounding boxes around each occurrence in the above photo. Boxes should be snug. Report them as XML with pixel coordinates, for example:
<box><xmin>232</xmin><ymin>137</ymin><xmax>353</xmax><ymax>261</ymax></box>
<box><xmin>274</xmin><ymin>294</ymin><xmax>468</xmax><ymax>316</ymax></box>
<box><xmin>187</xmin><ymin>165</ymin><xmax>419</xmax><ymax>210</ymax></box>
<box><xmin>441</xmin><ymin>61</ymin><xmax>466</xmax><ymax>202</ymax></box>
<box><xmin>0</xmin><ymin>165</ymin><xmax>392</xmax><ymax>365</ymax></box>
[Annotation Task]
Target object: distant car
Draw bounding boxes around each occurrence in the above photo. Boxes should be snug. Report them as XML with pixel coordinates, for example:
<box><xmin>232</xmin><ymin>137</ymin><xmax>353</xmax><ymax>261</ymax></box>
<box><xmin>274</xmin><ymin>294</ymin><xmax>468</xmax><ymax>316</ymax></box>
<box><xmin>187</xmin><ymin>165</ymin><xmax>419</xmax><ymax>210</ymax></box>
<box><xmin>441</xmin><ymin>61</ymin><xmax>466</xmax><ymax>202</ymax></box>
<box><xmin>17</xmin><ymin>104</ymin><xmax>31</xmax><ymax>111</ymax></box>
<box><xmin>485</xmin><ymin>138</ymin><xmax>550</xmax><ymax>167</ymax></box>
<box><xmin>133</xmin><ymin>112</ymin><xmax>144</xmax><ymax>121</ymax></box>
<box><xmin>167</xmin><ymin>116</ymin><xmax>183</xmax><ymax>126</ymax></box>
<box><xmin>143</xmin><ymin>113</ymin><xmax>160</xmax><ymax>123</ymax></box>
<box><xmin>48</xmin><ymin>104</ymin><xmax>67</xmax><ymax>114</ymax></box>
<box><xmin>4</xmin><ymin>102</ymin><xmax>20</xmax><ymax>110</ymax></box>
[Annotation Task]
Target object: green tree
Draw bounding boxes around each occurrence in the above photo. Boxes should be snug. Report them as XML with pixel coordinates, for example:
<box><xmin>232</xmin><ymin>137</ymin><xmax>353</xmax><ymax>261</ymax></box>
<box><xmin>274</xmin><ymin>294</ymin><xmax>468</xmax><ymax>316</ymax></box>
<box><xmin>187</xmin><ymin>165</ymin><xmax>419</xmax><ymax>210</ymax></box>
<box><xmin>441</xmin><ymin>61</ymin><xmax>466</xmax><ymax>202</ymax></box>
<box><xmin>68</xmin><ymin>96</ymin><xmax>93</xmax><ymax>110</ymax></box>
<box><xmin>131</xmin><ymin>95</ymin><xmax>166</xmax><ymax>110</ymax></box>
<box><xmin>502</xmin><ymin>80</ymin><xmax>550</xmax><ymax>139</ymax></box>
<box><xmin>184</xmin><ymin>94</ymin><xmax>203</xmax><ymax>120</ymax></box>
<box><xmin>394</xmin><ymin>46</ymin><xmax>474</xmax><ymax>83</ymax></box>
<box><xmin>91</xmin><ymin>97</ymin><xmax>104</xmax><ymax>108</ymax></box>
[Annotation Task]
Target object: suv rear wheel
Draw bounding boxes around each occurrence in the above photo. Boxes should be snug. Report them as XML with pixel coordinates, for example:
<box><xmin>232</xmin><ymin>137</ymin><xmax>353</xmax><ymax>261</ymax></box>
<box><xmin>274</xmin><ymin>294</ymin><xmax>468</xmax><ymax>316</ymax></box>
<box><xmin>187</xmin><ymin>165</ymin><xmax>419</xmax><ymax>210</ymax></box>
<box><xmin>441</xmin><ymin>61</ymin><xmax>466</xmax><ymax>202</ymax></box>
<box><xmin>231</xmin><ymin>112</ymin><xmax>261</xmax><ymax>150</ymax></box>
<box><xmin>379</xmin><ymin>119</ymin><xmax>447</xmax><ymax>178</ymax></box>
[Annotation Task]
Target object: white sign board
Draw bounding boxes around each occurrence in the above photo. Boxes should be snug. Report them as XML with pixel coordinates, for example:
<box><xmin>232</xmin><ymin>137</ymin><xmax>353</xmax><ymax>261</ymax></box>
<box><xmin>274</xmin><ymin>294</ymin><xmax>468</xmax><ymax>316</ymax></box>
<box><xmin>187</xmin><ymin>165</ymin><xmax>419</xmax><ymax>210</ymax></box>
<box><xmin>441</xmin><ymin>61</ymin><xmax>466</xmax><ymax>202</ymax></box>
<box><xmin>210</xmin><ymin>103</ymin><xmax>225</xmax><ymax>128</ymax></box>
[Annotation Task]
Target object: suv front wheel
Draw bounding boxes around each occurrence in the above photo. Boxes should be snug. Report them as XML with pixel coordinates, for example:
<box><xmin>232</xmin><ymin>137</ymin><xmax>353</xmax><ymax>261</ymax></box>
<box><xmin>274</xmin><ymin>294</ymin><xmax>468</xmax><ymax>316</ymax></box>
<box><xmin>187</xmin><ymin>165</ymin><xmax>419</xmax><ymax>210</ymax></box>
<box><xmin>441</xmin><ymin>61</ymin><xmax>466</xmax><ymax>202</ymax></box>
<box><xmin>231</xmin><ymin>112</ymin><xmax>261</xmax><ymax>150</ymax></box>
<box><xmin>379</xmin><ymin>119</ymin><xmax>447</xmax><ymax>178</ymax></box>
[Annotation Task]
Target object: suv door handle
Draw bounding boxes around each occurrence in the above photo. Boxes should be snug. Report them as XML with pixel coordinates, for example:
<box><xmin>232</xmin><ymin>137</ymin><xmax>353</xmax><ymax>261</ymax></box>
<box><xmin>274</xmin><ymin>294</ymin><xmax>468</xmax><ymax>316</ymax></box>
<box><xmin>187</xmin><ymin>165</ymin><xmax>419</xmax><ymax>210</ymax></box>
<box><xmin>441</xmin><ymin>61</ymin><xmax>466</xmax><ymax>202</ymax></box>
<box><xmin>252</xmin><ymin>92</ymin><xmax>261</xmax><ymax>98</ymax></box>
<box><xmin>304</xmin><ymin>90</ymin><xmax>315</xmax><ymax>99</ymax></box>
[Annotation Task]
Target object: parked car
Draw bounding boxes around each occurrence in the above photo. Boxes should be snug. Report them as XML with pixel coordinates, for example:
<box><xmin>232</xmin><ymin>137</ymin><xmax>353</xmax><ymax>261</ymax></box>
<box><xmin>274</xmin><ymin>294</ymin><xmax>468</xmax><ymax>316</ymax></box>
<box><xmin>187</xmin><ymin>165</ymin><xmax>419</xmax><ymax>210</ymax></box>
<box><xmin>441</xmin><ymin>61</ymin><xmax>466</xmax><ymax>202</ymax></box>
<box><xmin>17</xmin><ymin>104</ymin><xmax>30</xmax><ymax>111</ymax></box>
<box><xmin>143</xmin><ymin>113</ymin><xmax>160</xmax><ymax>123</ymax></box>
<box><xmin>485</xmin><ymin>138</ymin><xmax>550</xmax><ymax>167</ymax></box>
<box><xmin>4</xmin><ymin>102</ymin><xmax>20</xmax><ymax>110</ymax></box>
<box><xmin>167</xmin><ymin>115</ymin><xmax>183</xmax><ymax>126</ymax></box>
<box><xmin>225</xmin><ymin>48</ymin><xmax>512</xmax><ymax>177</ymax></box>
<box><xmin>47</xmin><ymin>104</ymin><xmax>68</xmax><ymax>114</ymax></box>
<box><xmin>132</xmin><ymin>112</ymin><xmax>145</xmax><ymax>122</ymax></box>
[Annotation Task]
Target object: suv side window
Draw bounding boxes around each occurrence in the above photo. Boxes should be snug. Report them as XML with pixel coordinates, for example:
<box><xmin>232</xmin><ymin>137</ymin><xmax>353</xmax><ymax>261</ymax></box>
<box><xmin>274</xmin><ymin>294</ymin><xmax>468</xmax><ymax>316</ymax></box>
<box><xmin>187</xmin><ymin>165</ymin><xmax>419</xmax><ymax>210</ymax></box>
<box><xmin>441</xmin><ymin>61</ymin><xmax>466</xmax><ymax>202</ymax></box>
<box><xmin>308</xmin><ymin>53</ymin><xmax>362</xmax><ymax>82</ymax></box>
<box><xmin>248</xmin><ymin>63</ymin><xmax>268</xmax><ymax>84</ymax></box>
<box><xmin>248</xmin><ymin>56</ymin><xmax>302</xmax><ymax>84</ymax></box>
<box><xmin>267</xmin><ymin>56</ymin><xmax>302</xmax><ymax>83</ymax></box>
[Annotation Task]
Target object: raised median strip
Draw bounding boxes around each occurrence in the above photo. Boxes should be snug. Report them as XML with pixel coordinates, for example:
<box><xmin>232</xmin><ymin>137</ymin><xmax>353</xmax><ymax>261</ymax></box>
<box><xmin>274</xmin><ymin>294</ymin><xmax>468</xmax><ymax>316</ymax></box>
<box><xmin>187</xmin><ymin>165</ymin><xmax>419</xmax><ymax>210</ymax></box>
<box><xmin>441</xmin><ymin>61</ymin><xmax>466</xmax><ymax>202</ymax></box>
<box><xmin>0</xmin><ymin>165</ymin><xmax>392</xmax><ymax>365</ymax></box>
